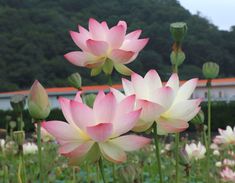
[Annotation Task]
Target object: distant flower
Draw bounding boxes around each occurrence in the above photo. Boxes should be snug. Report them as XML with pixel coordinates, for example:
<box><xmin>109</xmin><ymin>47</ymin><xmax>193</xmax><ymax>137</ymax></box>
<box><xmin>65</xmin><ymin>18</ymin><xmax>149</xmax><ymax>76</ymax></box>
<box><xmin>35</xmin><ymin>124</ymin><xmax>55</xmax><ymax>142</ymax></box>
<box><xmin>223</xmin><ymin>159</ymin><xmax>235</xmax><ymax>167</ymax></box>
<box><xmin>213</xmin><ymin>150</ymin><xmax>220</xmax><ymax>156</ymax></box>
<box><xmin>23</xmin><ymin>142</ymin><xmax>38</xmax><ymax>155</ymax></box>
<box><xmin>214</xmin><ymin>126</ymin><xmax>235</xmax><ymax>145</ymax></box>
<box><xmin>0</xmin><ymin>139</ymin><xmax>5</xmax><ymax>150</ymax></box>
<box><xmin>220</xmin><ymin>167</ymin><xmax>235</xmax><ymax>182</ymax></box>
<box><xmin>185</xmin><ymin>142</ymin><xmax>206</xmax><ymax>161</ymax></box>
<box><xmin>111</xmin><ymin>70</ymin><xmax>201</xmax><ymax>134</ymax></box>
<box><xmin>42</xmin><ymin>91</ymin><xmax>150</xmax><ymax>164</ymax></box>
<box><xmin>210</xmin><ymin>143</ymin><xmax>219</xmax><ymax>150</ymax></box>
<box><xmin>216</xmin><ymin>161</ymin><xmax>222</xmax><ymax>167</ymax></box>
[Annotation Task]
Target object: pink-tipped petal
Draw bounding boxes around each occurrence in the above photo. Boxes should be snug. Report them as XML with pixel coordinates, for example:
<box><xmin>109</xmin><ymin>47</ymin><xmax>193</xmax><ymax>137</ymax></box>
<box><xmin>86</xmin><ymin>123</ymin><xmax>113</xmax><ymax>142</ymax></box>
<box><xmin>42</xmin><ymin>121</ymin><xmax>80</xmax><ymax>141</ymax></box>
<box><xmin>93</xmin><ymin>92</ymin><xmax>117</xmax><ymax>123</ymax></box>
<box><xmin>109</xmin><ymin>49</ymin><xmax>135</xmax><ymax>64</ymax></box>
<box><xmin>175</xmin><ymin>78</ymin><xmax>198</xmax><ymax>102</ymax></box>
<box><xmin>115</xmin><ymin>94</ymin><xmax>136</xmax><ymax>115</ymax></box>
<box><xmin>117</xmin><ymin>20</ymin><xmax>127</xmax><ymax>33</ymax></box>
<box><xmin>69</xmin><ymin>31</ymin><xmax>89</xmax><ymax>51</ymax></box>
<box><xmin>86</xmin><ymin>39</ymin><xmax>108</xmax><ymax>56</ymax></box>
<box><xmin>121</xmin><ymin>38</ymin><xmax>149</xmax><ymax>52</ymax></box>
<box><xmin>110</xmin><ymin>88</ymin><xmax>126</xmax><ymax>102</ymax></box>
<box><xmin>64</xmin><ymin>51</ymin><xmax>88</xmax><ymax>67</ymax></box>
<box><xmin>131</xmin><ymin>72</ymin><xmax>146</xmax><ymax>99</ymax></box>
<box><xmin>101</xmin><ymin>21</ymin><xmax>109</xmax><ymax>32</ymax></box>
<box><xmin>107</xmin><ymin>25</ymin><xmax>125</xmax><ymax>48</ymax></box>
<box><xmin>144</xmin><ymin>70</ymin><xmax>162</xmax><ymax>90</ymax></box>
<box><xmin>186</xmin><ymin>107</ymin><xmax>201</xmax><ymax>121</ymax></box>
<box><xmin>78</xmin><ymin>25</ymin><xmax>90</xmax><ymax>35</ymax></box>
<box><xmin>151</xmin><ymin>86</ymin><xmax>174</xmax><ymax>109</ymax></box>
<box><xmin>136</xmin><ymin>99</ymin><xmax>165</xmax><ymax>122</ymax></box>
<box><xmin>166</xmin><ymin>73</ymin><xmax>179</xmax><ymax>93</ymax></box>
<box><xmin>99</xmin><ymin>142</ymin><xmax>127</xmax><ymax>163</ymax></box>
<box><xmin>63</xmin><ymin>141</ymin><xmax>94</xmax><ymax>157</ymax></box>
<box><xmin>125</xmin><ymin>29</ymin><xmax>142</xmax><ymax>40</ymax></box>
<box><xmin>70</xmin><ymin>100</ymin><xmax>94</xmax><ymax>130</ymax></box>
<box><xmin>111</xmin><ymin>135</ymin><xmax>151</xmax><ymax>151</ymax></box>
<box><xmin>157</xmin><ymin>119</ymin><xmax>189</xmax><ymax>133</ymax></box>
<box><xmin>122</xmin><ymin>78</ymin><xmax>135</xmax><ymax>96</ymax></box>
<box><xmin>59</xmin><ymin>142</ymin><xmax>83</xmax><ymax>154</ymax></box>
<box><xmin>93</xmin><ymin>91</ymin><xmax>105</xmax><ymax>109</ymax></box>
<box><xmin>74</xmin><ymin>92</ymin><xmax>83</xmax><ymax>102</ymax></box>
<box><xmin>112</xmin><ymin>109</ymin><xmax>141</xmax><ymax>138</ymax></box>
<box><xmin>88</xmin><ymin>18</ymin><xmax>105</xmax><ymax>40</ymax></box>
<box><xmin>163</xmin><ymin>99</ymin><xmax>202</xmax><ymax>121</ymax></box>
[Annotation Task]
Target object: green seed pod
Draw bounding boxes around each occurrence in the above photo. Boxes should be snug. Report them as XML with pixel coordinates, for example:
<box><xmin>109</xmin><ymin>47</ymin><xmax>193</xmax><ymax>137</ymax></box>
<box><xmin>170</xmin><ymin>22</ymin><xmax>188</xmax><ymax>42</ymax></box>
<box><xmin>170</xmin><ymin>50</ymin><xmax>186</xmax><ymax>67</ymax></box>
<box><xmin>5</xmin><ymin>115</ymin><xmax>12</xmax><ymax>122</ymax></box>
<box><xmin>191</xmin><ymin>110</ymin><xmax>205</xmax><ymax>125</ymax></box>
<box><xmin>28</xmin><ymin>80</ymin><xmax>50</xmax><ymax>120</ymax></box>
<box><xmin>9</xmin><ymin>121</ymin><xmax>17</xmax><ymax>129</ymax></box>
<box><xmin>10</xmin><ymin>95</ymin><xmax>26</xmax><ymax>113</ymax></box>
<box><xmin>67</xmin><ymin>72</ymin><xmax>82</xmax><ymax>90</ymax></box>
<box><xmin>202</xmin><ymin>62</ymin><xmax>219</xmax><ymax>79</ymax></box>
<box><xmin>13</xmin><ymin>131</ymin><xmax>25</xmax><ymax>145</ymax></box>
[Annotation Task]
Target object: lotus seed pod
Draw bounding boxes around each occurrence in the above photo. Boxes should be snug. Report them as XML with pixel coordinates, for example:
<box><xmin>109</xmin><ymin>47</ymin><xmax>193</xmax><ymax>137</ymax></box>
<box><xmin>9</xmin><ymin>121</ymin><xmax>17</xmax><ymax>129</ymax></box>
<box><xmin>202</xmin><ymin>62</ymin><xmax>219</xmax><ymax>79</ymax></box>
<box><xmin>170</xmin><ymin>22</ymin><xmax>188</xmax><ymax>42</ymax></box>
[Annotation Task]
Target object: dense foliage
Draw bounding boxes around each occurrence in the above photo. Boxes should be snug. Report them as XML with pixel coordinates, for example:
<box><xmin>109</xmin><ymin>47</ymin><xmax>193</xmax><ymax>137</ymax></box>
<box><xmin>0</xmin><ymin>0</ymin><xmax>235</xmax><ymax>91</ymax></box>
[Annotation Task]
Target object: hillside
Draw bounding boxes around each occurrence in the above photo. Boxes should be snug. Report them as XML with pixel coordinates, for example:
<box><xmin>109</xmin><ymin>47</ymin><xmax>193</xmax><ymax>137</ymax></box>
<box><xmin>0</xmin><ymin>0</ymin><xmax>235</xmax><ymax>91</ymax></box>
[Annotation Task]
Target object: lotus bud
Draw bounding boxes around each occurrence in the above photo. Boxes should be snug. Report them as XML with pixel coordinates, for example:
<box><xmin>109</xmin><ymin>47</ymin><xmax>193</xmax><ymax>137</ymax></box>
<box><xmin>202</xmin><ymin>62</ymin><xmax>219</xmax><ymax>79</ymax></box>
<box><xmin>170</xmin><ymin>50</ymin><xmax>185</xmax><ymax>67</ymax></box>
<box><xmin>191</xmin><ymin>110</ymin><xmax>205</xmax><ymax>125</ymax></box>
<box><xmin>9</xmin><ymin>121</ymin><xmax>17</xmax><ymax>129</ymax></box>
<box><xmin>84</xmin><ymin>94</ymin><xmax>96</xmax><ymax>108</ymax></box>
<box><xmin>67</xmin><ymin>72</ymin><xmax>82</xmax><ymax>90</ymax></box>
<box><xmin>10</xmin><ymin>95</ymin><xmax>26</xmax><ymax>113</ymax></box>
<box><xmin>170</xmin><ymin>22</ymin><xmax>187</xmax><ymax>42</ymax></box>
<box><xmin>118</xmin><ymin>165</ymin><xmax>137</xmax><ymax>182</ymax></box>
<box><xmin>179</xmin><ymin>148</ymin><xmax>190</xmax><ymax>166</ymax></box>
<box><xmin>13</xmin><ymin>131</ymin><xmax>25</xmax><ymax>145</ymax></box>
<box><xmin>28</xmin><ymin>80</ymin><xmax>50</xmax><ymax>120</ymax></box>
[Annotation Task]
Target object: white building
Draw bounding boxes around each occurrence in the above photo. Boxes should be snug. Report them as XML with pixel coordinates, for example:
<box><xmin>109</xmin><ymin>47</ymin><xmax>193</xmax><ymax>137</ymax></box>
<box><xmin>0</xmin><ymin>78</ymin><xmax>235</xmax><ymax>111</ymax></box>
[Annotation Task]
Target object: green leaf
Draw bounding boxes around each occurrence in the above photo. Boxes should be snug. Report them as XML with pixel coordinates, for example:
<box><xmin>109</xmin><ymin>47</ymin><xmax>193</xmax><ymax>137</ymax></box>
<box><xmin>91</xmin><ymin>67</ymin><xmax>102</xmax><ymax>77</ymax></box>
<box><xmin>102</xmin><ymin>60</ymin><xmax>113</xmax><ymax>75</ymax></box>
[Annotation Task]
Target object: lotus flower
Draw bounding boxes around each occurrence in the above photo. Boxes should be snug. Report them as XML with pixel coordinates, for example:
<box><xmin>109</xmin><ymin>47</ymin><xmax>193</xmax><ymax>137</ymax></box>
<box><xmin>64</xmin><ymin>18</ymin><xmax>149</xmax><ymax>76</ymax></box>
<box><xmin>185</xmin><ymin>142</ymin><xmax>206</xmax><ymax>161</ymax></box>
<box><xmin>111</xmin><ymin>69</ymin><xmax>201</xmax><ymax>134</ymax></box>
<box><xmin>23</xmin><ymin>142</ymin><xmax>38</xmax><ymax>155</ymax></box>
<box><xmin>214</xmin><ymin>126</ymin><xmax>235</xmax><ymax>145</ymax></box>
<box><xmin>220</xmin><ymin>167</ymin><xmax>235</xmax><ymax>182</ymax></box>
<box><xmin>42</xmin><ymin>91</ymin><xmax>150</xmax><ymax>164</ymax></box>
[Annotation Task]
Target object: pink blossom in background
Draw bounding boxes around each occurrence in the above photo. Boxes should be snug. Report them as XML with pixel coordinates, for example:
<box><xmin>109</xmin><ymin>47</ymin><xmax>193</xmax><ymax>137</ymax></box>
<box><xmin>220</xmin><ymin>167</ymin><xmax>235</xmax><ymax>182</ymax></box>
<box><xmin>42</xmin><ymin>91</ymin><xmax>150</xmax><ymax>164</ymax></box>
<box><xmin>111</xmin><ymin>69</ymin><xmax>201</xmax><ymax>134</ymax></box>
<box><xmin>214</xmin><ymin>126</ymin><xmax>235</xmax><ymax>145</ymax></box>
<box><xmin>64</xmin><ymin>18</ymin><xmax>149</xmax><ymax>75</ymax></box>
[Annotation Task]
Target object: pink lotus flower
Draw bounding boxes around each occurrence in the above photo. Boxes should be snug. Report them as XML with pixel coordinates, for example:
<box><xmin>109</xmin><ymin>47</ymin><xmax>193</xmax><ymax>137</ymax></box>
<box><xmin>111</xmin><ymin>69</ymin><xmax>201</xmax><ymax>134</ymax></box>
<box><xmin>214</xmin><ymin>126</ymin><xmax>235</xmax><ymax>145</ymax></box>
<box><xmin>220</xmin><ymin>167</ymin><xmax>235</xmax><ymax>182</ymax></box>
<box><xmin>42</xmin><ymin>91</ymin><xmax>150</xmax><ymax>164</ymax></box>
<box><xmin>64</xmin><ymin>18</ymin><xmax>149</xmax><ymax>76</ymax></box>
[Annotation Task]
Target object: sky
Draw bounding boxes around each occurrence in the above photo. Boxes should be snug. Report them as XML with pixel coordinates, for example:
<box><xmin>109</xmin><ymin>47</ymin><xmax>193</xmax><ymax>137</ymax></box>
<box><xmin>178</xmin><ymin>0</ymin><xmax>235</xmax><ymax>31</ymax></box>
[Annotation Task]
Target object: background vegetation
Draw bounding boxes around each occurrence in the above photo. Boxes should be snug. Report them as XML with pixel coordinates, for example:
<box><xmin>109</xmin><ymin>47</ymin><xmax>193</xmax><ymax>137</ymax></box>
<box><xmin>0</xmin><ymin>0</ymin><xmax>235</xmax><ymax>91</ymax></box>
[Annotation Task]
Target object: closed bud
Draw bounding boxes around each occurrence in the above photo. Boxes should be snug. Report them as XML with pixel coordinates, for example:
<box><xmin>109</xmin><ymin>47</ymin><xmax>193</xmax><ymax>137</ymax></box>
<box><xmin>202</xmin><ymin>62</ymin><xmax>219</xmax><ymax>79</ymax></box>
<box><xmin>13</xmin><ymin>131</ymin><xmax>25</xmax><ymax>145</ymax></box>
<box><xmin>191</xmin><ymin>110</ymin><xmax>205</xmax><ymax>125</ymax></box>
<box><xmin>28</xmin><ymin>80</ymin><xmax>50</xmax><ymax>120</ymax></box>
<box><xmin>9</xmin><ymin>121</ymin><xmax>17</xmax><ymax>129</ymax></box>
<box><xmin>67</xmin><ymin>72</ymin><xmax>82</xmax><ymax>90</ymax></box>
<box><xmin>84</xmin><ymin>94</ymin><xmax>96</xmax><ymax>108</ymax></box>
<box><xmin>10</xmin><ymin>95</ymin><xmax>26</xmax><ymax>113</ymax></box>
<box><xmin>170</xmin><ymin>50</ymin><xmax>185</xmax><ymax>66</ymax></box>
<box><xmin>179</xmin><ymin>148</ymin><xmax>190</xmax><ymax>166</ymax></box>
<box><xmin>170</xmin><ymin>22</ymin><xmax>187</xmax><ymax>42</ymax></box>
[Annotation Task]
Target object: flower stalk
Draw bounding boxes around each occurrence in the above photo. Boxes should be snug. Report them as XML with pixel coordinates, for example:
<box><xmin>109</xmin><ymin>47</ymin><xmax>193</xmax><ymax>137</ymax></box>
<box><xmin>175</xmin><ymin>133</ymin><xmax>180</xmax><ymax>183</ymax></box>
<box><xmin>98</xmin><ymin>157</ymin><xmax>106</xmax><ymax>183</ymax></box>
<box><xmin>37</xmin><ymin>121</ymin><xmax>43</xmax><ymax>183</ymax></box>
<box><xmin>153</xmin><ymin>123</ymin><xmax>163</xmax><ymax>183</ymax></box>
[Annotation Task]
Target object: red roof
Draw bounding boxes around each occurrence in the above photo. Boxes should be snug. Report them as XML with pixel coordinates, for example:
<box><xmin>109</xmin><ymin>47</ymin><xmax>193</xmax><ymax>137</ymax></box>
<box><xmin>1</xmin><ymin>78</ymin><xmax>235</xmax><ymax>96</ymax></box>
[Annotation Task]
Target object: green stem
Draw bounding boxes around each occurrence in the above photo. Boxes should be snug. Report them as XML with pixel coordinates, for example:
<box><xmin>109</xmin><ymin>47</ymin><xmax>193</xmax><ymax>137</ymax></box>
<box><xmin>37</xmin><ymin>121</ymin><xmax>43</xmax><ymax>183</ymax></box>
<box><xmin>173</xmin><ymin>64</ymin><xmax>178</xmax><ymax>74</ymax></box>
<box><xmin>73</xmin><ymin>167</ymin><xmax>76</xmax><ymax>183</ymax></box>
<box><xmin>153</xmin><ymin>123</ymin><xmax>163</xmax><ymax>183</ymax></box>
<box><xmin>107</xmin><ymin>74</ymin><xmax>113</xmax><ymax>86</ymax></box>
<box><xmin>98</xmin><ymin>157</ymin><xmax>106</xmax><ymax>183</ymax></box>
<box><xmin>19</xmin><ymin>112</ymin><xmax>23</xmax><ymax>131</ymax></box>
<box><xmin>207</xmin><ymin>81</ymin><xmax>211</xmax><ymax>145</ymax></box>
<box><xmin>112</xmin><ymin>163</ymin><xmax>116</xmax><ymax>183</ymax></box>
<box><xmin>175</xmin><ymin>133</ymin><xmax>180</xmax><ymax>183</ymax></box>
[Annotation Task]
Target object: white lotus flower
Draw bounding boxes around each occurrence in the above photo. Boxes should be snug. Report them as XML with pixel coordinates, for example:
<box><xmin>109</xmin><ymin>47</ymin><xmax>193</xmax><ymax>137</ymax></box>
<box><xmin>185</xmin><ymin>142</ymin><xmax>206</xmax><ymax>161</ymax></box>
